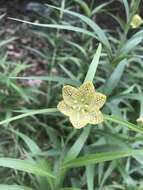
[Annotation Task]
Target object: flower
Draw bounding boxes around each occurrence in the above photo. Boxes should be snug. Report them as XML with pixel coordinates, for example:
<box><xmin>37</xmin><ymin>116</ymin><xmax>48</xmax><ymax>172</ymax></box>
<box><xmin>57</xmin><ymin>81</ymin><xmax>106</xmax><ymax>129</ymax></box>
<box><xmin>136</xmin><ymin>117</ymin><xmax>143</xmax><ymax>124</ymax></box>
<box><xmin>130</xmin><ymin>14</ymin><xmax>142</xmax><ymax>29</ymax></box>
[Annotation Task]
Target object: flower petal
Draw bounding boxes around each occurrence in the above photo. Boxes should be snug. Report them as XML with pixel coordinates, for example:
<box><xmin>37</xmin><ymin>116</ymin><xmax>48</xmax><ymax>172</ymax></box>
<box><xmin>78</xmin><ymin>81</ymin><xmax>95</xmax><ymax>104</ymax></box>
<box><xmin>88</xmin><ymin>110</ymin><xmax>104</xmax><ymax>124</ymax></box>
<box><xmin>62</xmin><ymin>85</ymin><xmax>78</xmax><ymax>106</ymax></box>
<box><xmin>69</xmin><ymin>112</ymin><xmax>88</xmax><ymax>129</ymax></box>
<box><xmin>57</xmin><ymin>101</ymin><xmax>74</xmax><ymax>116</ymax></box>
<box><xmin>130</xmin><ymin>14</ymin><xmax>142</xmax><ymax>28</ymax></box>
<box><xmin>89</xmin><ymin>92</ymin><xmax>106</xmax><ymax>111</ymax></box>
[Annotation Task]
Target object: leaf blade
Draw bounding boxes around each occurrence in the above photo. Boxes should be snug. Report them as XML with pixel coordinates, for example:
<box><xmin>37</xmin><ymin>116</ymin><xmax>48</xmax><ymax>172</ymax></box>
<box><xmin>84</xmin><ymin>44</ymin><xmax>102</xmax><ymax>82</ymax></box>
<box><xmin>62</xmin><ymin>149</ymin><xmax>143</xmax><ymax>169</ymax></box>
<box><xmin>0</xmin><ymin>158</ymin><xmax>55</xmax><ymax>178</ymax></box>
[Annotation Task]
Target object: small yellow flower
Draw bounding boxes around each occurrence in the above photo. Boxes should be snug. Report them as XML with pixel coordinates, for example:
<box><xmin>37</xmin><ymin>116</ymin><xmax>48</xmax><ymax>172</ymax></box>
<box><xmin>130</xmin><ymin>14</ymin><xmax>142</xmax><ymax>29</ymax></box>
<box><xmin>57</xmin><ymin>81</ymin><xmax>106</xmax><ymax>129</ymax></box>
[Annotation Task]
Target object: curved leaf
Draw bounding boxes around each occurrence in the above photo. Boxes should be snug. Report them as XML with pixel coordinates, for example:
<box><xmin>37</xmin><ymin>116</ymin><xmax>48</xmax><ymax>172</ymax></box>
<box><xmin>62</xmin><ymin>149</ymin><xmax>143</xmax><ymax>169</ymax></box>
<box><xmin>0</xmin><ymin>158</ymin><xmax>55</xmax><ymax>178</ymax></box>
<box><xmin>104</xmin><ymin>114</ymin><xmax>143</xmax><ymax>134</ymax></box>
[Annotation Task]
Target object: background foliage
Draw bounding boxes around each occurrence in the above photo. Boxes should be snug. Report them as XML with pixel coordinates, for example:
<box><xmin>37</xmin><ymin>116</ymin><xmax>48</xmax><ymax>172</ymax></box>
<box><xmin>0</xmin><ymin>0</ymin><xmax>143</xmax><ymax>189</ymax></box>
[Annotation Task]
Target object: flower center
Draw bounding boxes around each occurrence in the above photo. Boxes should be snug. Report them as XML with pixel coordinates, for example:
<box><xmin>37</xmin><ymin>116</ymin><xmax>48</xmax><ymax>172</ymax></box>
<box><xmin>72</xmin><ymin>99</ymin><xmax>88</xmax><ymax>113</ymax></box>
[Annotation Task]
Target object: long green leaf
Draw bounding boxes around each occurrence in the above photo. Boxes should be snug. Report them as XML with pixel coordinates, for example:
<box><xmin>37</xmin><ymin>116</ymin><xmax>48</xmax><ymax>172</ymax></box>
<box><xmin>0</xmin><ymin>158</ymin><xmax>55</xmax><ymax>178</ymax></box>
<box><xmin>119</xmin><ymin>29</ymin><xmax>143</xmax><ymax>55</ymax></box>
<box><xmin>104</xmin><ymin>114</ymin><xmax>143</xmax><ymax>134</ymax></box>
<box><xmin>9</xmin><ymin>76</ymin><xmax>80</xmax><ymax>86</ymax></box>
<box><xmin>122</xmin><ymin>0</ymin><xmax>130</xmax><ymax>22</ymax></box>
<box><xmin>84</xmin><ymin>44</ymin><xmax>102</xmax><ymax>82</ymax></box>
<box><xmin>46</xmin><ymin>4</ymin><xmax>111</xmax><ymax>52</ymax></box>
<box><xmin>73</xmin><ymin>0</ymin><xmax>91</xmax><ymax>17</ymax></box>
<box><xmin>0</xmin><ymin>108</ymin><xmax>58</xmax><ymax>125</ymax></box>
<box><xmin>59</xmin><ymin>188</ymin><xmax>81</xmax><ymax>190</ymax></box>
<box><xmin>64</xmin><ymin>127</ymin><xmax>91</xmax><ymax>162</ymax></box>
<box><xmin>92</xmin><ymin>1</ymin><xmax>112</xmax><ymax>15</ymax></box>
<box><xmin>103</xmin><ymin>59</ymin><xmax>127</xmax><ymax>95</ymax></box>
<box><xmin>0</xmin><ymin>185</ymin><xmax>33</xmax><ymax>190</ymax></box>
<box><xmin>112</xmin><ymin>93</ymin><xmax>143</xmax><ymax>101</ymax></box>
<box><xmin>62</xmin><ymin>149</ymin><xmax>143</xmax><ymax>169</ymax></box>
<box><xmin>86</xmin><ymin>165</ymin><xmax>95</xmax><ymax>190</ymax></box>
<box><xmin>8</xmin><ymin>18</ymin><xmax>95</xmax><ymax>38</ymax></box>
<box><xmin>0</xmin><ymin>37</ymin><xmax>17</xmax><ymax>48</ymax></box>
<box><xmin>10</xmin><ymin>129</ymin><xmax>41</xmax><ymax>155</ymax></box>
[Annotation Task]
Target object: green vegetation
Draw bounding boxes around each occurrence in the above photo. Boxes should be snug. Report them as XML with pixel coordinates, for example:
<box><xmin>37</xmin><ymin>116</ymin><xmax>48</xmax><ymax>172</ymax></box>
<box><xmin>0</xmin><ymin>0</ymin><xmax>143</xmax><ymax>189</ymax></box>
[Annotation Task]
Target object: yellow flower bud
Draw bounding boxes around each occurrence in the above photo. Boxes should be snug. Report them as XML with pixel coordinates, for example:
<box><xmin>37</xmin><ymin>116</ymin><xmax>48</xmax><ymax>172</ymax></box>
<box><xmin>137</xmin><ymin>117</ymin><xmax>143</xmax><ymax>124</ymax></box>
<box><xmin>130</xmin><ymin>14</ymin><xmax>142</xmax><ymax>29</ymax></box>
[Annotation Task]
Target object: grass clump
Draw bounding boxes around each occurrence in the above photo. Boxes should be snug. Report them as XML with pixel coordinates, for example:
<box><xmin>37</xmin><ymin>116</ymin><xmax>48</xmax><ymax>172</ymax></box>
<box><xmin>0</xmin><ymin>0</ymin><xmax>143</xmax><ymax>189</ymax></box>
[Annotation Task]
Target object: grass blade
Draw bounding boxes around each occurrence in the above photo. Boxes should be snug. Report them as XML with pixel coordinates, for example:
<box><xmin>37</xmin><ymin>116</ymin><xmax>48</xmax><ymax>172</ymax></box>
<box><xmin>0</xmin><ymin>158</ymin><xmax>55</xmax><ymax>178</ymax></box>
<box><xmin>0</xmin><ymin>185</ymin><xmax>33</xmax><ymax>190</ymax></box>
<box><xmin>9</xmin><ymin>76</ymin><xmax>80</xmax><ymax>86</ymax></box>
<box><xmin>0</xmin><ymin>108</ymin><xmax>58</xmax><ymax>125</ymax></box>
<box><xmin>104</xmin><ymin>114</ymin><xmax>143</xmax><ymax>134</ymax></box>
<box><xmin>10</xmin><ymin>129</ymin><xmax>41</xmax><ymax>155</ymax></box>
<box><xmin>62</xmin><ymin>149</ymin><xmax>143</xmax><ymax>169</ymax></box>
<box><xmin>46</xmin><ymin>4</ymin><xmax>111</xmax><ymax>52</ymax></box>
<box><xmin>59</xmin><ymin>188</ymin><xmax>81</xmax><ymax>190</ymax></box>
<box><xmin>103</xmin><ymin>59</ymin><xmax>127</xmax><ymax>95</ymax></box>
<box><xmin>86</xmin><ymin>165</ymin><xmax>95</xmax><ymax>190</ymax></box>
<box><xmin>84</xmin><ymin>44</ymin><xmax>102</xmax><ymax>82</ymax></box>
<box><xmin>64</xmin><ymin>127</ymin><xmax>91</xmax><ymax>162</ymax></box>
<box><xmin>8</xmin><ymin>17</ymin><xmax>95</xmax><ymax>38</ymax></box>
<box><xmin>0</xmin><ymin>37</ymin><xmax>17</xmax><ymax>48</ymax></box>
<box><xmin>122</xmin><ymin>0</ymin><xmax>130</xmax><ymax>22</ymax></box>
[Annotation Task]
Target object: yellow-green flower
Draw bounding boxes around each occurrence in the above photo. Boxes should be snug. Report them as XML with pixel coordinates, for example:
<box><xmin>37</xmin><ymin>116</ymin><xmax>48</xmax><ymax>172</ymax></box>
<box><xmin>130</xmin><ymin>14</ymin><xmax>142</xmax><ymax>29</ymax></box>
<box><xmin>137</xmin><ymin>117</ymin><xmax>143</xmax><ymax>124</ymax></box>
<box><xmin>57</xmin><ymin>81</ymin><xmax>106</xmax><ymax>129</ymax></box>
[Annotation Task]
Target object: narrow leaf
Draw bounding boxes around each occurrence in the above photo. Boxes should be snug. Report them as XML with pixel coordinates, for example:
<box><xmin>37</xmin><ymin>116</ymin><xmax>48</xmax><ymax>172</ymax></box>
<box><xmin>122</xmin><ymin>0</ymin><xmax>130</xmax><ymax>22</ymax></box>
<box><xmin>84</xmin><ymin>44</ymin><xmax>102</xmax><ymax>82</ymax></box>
<box><xmin>64</xmin><ymin>127</ymin><xmax>91</xmax><ymax>162</ymax></box>
<box><xmin>103</xmin><ymin>59</ymin><xmax>127</xmax><ymax>95</ymax></box>
<box><xmin>10</xmin><ymin>129</ymin><xmax>41</xmax><ymax>155</ymax></box>
<box><xmin>86</xmin><ymin>165</ymin><xmax>95</xmax><ymax>190</ymax></box>
<box><xmin>0</xmin><ymin>108</ymin><xmax>58</xmax><ymax>125</ymax></box>
<box><xmin>104</xmin><ymin>114</ymin><xmax>143</xmax><ymax>134</ymax></box>
<box><xmin>9</xmin><ymin>76</ymin><xmax>80</xmax><ymax>86</ymax></box>
<box><xmin>46</xmin><ymin>4</ymin><xmax>111</xmax><ymax>52</ymax></box>
<box><xmin>62</xmin><ymin>149</ymin><xmax>143</xmax><ymax>169</ymax></box>
<box><xmin>8</xmin><ymin>18</ymin><xmax>95</xmax><ymax>38</ymax></box>
<box><xmin>59</xmin><ymin>188</ymin><xmax>81</xmax><ymax>190</ymax></box>
<box><xmin>0</xmin><ymin>158</ymin><xmax>55</xmax><ymax>178</ymax></box>
<box><xmin>0</xmin><ymin>185</ymin><xmax>33</xmax><ymax>190</ymax></box>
